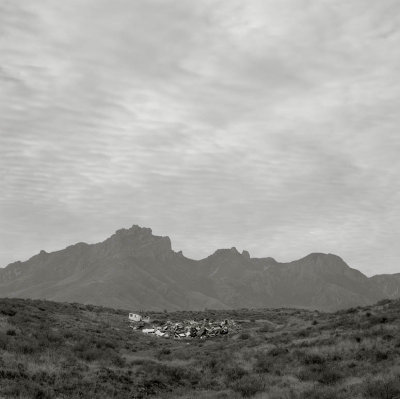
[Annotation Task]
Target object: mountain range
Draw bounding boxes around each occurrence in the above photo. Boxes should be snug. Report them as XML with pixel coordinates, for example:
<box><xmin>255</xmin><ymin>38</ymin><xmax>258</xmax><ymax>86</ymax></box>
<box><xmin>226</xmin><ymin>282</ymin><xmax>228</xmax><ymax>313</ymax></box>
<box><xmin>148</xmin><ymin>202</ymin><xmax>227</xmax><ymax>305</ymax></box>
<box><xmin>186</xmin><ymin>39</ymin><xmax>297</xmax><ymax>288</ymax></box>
<box><xmin>0</xmin><ymin>225</ymin><xmax>399</xmax><ymax>311</ymax></box>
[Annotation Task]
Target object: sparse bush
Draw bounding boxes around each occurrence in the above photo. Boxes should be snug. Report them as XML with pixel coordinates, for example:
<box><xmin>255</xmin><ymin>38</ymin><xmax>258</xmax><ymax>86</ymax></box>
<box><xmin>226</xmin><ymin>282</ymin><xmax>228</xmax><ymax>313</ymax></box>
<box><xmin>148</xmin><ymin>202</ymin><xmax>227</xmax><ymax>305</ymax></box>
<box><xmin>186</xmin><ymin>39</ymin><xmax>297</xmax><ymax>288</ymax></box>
<box><xmin>1</xmin><ymin>307</ymin><xmax>16</xmax><ymax>316</ymax></box>
<box><xmin>268</xmin><ymin>347</ymin><xmax>289</xmax><ymax>357</ymax></box>
<box><xmin>375</xmin><ymin>350</ymin><xmax>390</xmax><ymax>361</ymax></box>
<box><xmin>300</xmin><ymin>385</ymin><xmax>344</xmax><ymax>399</ymax></box>
<box><xmin>15</xmin><ymin>338</ymin><xmax>40</xmax><ymax>354</ymax></box>
<box><xmin>139</xmin><ymin>362</ymin><xmax>201</xmax><ymax>388</ymax></box>
<box><xmin>364</xmin><ymin>375</ymin><xmax>400</xmax><ymax>399</ymax></box>
<box><xmin>0</xmin><ymin>332</ymin><xmax>8</xmax><ymax>350</ymax></box>
<box><xmin>110</xmin><ymin>353</ymin><xmax>126</xmax><ymax>368</ymax></box>
<box><xmin>157</xmin><ymin>347</ymin><xmax>171</xmax><ymax>359</ymax></box>
<box><xmin>376</xmin><ymin>299</ymin><xmax>392</xmax><ymax>307</ymax></box>
<box><xmin>1</xmin><ymin>297</ymin><xmax>400</xmax><ymax>399</ymax></box>
<box><xmin>297</xmin><ymin>351</ymin><xmax>326</xmax><ymax>365</ymax></box>
<box><xmin>297</xmin><ymin>365</ymin><xmax>343</xmax><ymax>385</ymax></box>
<box><xmin>224</xmin><ymin>366</ymin><xmax>248</xmax><ymax>382</ymax></box>
<box><xmin>230</xmin><ymin>374</ymin><xmax>265</xmax><ymax>397</ymax></box>
<box><xmin>318</xmin><ymin>368</ymin><xmax>344</xmax><ymax>385</ymax></box>
<box><xmin>258</xmin><ymin>323</ymin><xmax>273</xmax><ymax>333</ymax></box>
<box><xmin>254</xmin><ymin>354</ymin><xmax>272</xmax><ymax>373</ymax></box>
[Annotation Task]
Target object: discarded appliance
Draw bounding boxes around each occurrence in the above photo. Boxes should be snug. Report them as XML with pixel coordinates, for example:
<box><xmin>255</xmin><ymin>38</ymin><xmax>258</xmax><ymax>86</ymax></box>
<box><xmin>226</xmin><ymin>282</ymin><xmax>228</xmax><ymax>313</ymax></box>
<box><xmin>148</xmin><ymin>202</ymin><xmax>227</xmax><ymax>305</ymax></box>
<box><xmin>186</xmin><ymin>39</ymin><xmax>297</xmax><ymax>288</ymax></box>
<box><xmin>129</xmin><ymin>313</ymin><xmax>142</xmax><ymax>322</ymax></box>
<box><xmin>128</xmin><ymin>313</ymin><xmax>151</xmax><ymax>323</ymax></box>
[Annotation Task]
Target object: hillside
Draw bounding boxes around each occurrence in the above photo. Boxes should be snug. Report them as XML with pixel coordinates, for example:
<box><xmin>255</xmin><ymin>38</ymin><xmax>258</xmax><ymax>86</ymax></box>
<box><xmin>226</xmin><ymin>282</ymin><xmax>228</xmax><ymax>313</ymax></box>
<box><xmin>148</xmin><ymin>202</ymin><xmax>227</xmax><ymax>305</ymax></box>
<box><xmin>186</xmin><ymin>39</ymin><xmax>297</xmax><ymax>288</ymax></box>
<box><xmin>1</xmin><ymin>298</ymin><xmax>400</xmax><ymax>398</ymax></box>
<box><xmin>0</xmin><ymin>225</ymin><xmax>399</xmax><ymax>311</ymax></box>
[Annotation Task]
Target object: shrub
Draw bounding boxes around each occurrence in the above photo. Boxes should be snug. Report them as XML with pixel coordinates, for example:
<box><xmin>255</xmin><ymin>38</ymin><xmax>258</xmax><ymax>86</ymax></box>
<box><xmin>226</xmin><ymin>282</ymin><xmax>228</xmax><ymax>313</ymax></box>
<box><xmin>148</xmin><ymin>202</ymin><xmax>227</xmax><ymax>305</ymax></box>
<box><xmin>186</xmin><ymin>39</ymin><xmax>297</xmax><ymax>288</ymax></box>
<box><xmin>318</xmin><ymin>368</ymin><xmax>344</xmax><ymax>385</ymax></box>
<box><xmin>157</xmin><ymin>348</ymin><xmax>171</xmax><ymax>358</ymax></box>
<box><xmin>0</xmin><ymin>332</ymin><xmax>8</xmax><ymax>350</ymax></box>
<box><xmin>300</xmin><ymin>352</ymin><xmax>326</xmax><ymax>365</ymax></box>
<box><xmin>2</xmin><ymin>383</ymin><xmax>54</xmax><ymax>399</ymax></box>
<box><xmin>1</xmin><ymin>308</ymin><xmax>16</xmax><ymax>316</ymax></box>
<box><xmin>224</xmin><ymin>366</ymin><xmax>248</xmax><ymax>382</ymax></box>
<box><xmin>138</xmin><ymin>362</ymin><xmax>200</xmax><ymax>388</ymax></box>
<box><xmin>297</xmin><ymin>365</ymin><xmax>343</xmax><ymax>385</ymax></box>
<box><xmin>15</xmin><ymin>338</ymin><xmax>40</xmax><ymax>354</ymax></box>
<box><xmin>296</xmin><ymin>329</ymin><xmax>310</xmax><ymax>338</ymax></box>
<box><xmin>364</xmin><ymin>375</ymin><xmax>400</xmax><ymax>399</ymax></box>
<box><xmin>375</xmin><ymin>350</ymin><xmax>390</xmax><ymax>361</ymax></box>
<box><xmin>300</xmin><ymin>385</ymin><xmax>344</xmax><ymax>399</ymax></box>
<box><xmin>258</xmin><ymin>324</ymin><xmax>273</xmax><ymax>333</ymax></box>
<box><xmin>230</xmin><ymin>374</ymin><xmax>265</xmax><ymax>397</ymax></box>
<box><xmin>110</xmin><ymin>353</ymin><xmax>126</xmax><ymax>368</ymax></box>
<box><xmin>201</xmin><ymin>353</ymin><xmax>230</xmax><ymax>373</ymax></box>
<box><xmin>268</xmin><ymin>347</ymin><xmax>289</xmax><ymax>357</ymax></box>
<box><xmin>376</xmin><ymin>299</ymin><xmax>392</xmax><ymax>307</ymax></box>
<box><xmin>254</xmin><ymin>355</ymin><xmax>272</xmax><ymax>373</ymax></box>
<box><xmin>95</xmin><ymin>338</ymin><xmax>117</xmax><ymax>350</ymax></box>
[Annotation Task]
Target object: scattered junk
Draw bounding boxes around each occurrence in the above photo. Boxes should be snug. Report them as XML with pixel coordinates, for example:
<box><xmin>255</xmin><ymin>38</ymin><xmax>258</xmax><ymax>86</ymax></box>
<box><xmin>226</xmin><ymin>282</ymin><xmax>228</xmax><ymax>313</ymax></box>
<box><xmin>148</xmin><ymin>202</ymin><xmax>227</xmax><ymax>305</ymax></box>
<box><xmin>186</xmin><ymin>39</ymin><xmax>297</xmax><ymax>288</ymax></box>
<box><xmin>129</xmin><ymin>314</ymin><xmax>240</xmax><ymax>340</ymax></box>
<box><xmin>129</xmin><ymin>313</ymin><xmax>151</xmax><ymax>323</ymax></box>
<box><xmin>129</xmin><ymin>313</ymin><xmax>142</xmax><ymax>322</ymax></box>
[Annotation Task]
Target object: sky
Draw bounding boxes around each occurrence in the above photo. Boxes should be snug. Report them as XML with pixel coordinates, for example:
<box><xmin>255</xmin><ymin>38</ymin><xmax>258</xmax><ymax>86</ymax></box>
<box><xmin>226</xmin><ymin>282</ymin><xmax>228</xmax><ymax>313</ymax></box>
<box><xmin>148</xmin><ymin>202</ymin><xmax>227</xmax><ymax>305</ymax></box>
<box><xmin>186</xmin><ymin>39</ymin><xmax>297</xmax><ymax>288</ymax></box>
<box><xmin>1</xmin><ymin>0</ymin><xmax>400</xmax><ymax>276</ymax></box>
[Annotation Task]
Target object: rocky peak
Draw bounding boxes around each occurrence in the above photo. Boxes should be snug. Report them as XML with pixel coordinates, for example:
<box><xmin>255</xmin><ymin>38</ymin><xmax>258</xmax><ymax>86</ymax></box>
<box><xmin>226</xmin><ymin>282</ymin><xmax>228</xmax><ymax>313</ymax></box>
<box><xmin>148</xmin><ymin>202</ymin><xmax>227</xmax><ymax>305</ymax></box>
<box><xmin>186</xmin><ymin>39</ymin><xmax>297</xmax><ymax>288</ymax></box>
<box><xmin>103</xmin><ymin>224</ymin><xmax>172</xmax><ymax>258</ymax></box>
<box><xmin>209</xmin><ymin>247</ymin><xmax>253</xmax><ymax>260</ymax></box>
<box><xmin>115</xmin><ymin>225</ymin><xmax>153</xmax><ymax>238</ymax></box>
<box><xmin>212</xmin><ymin>247</ymin><xmax>240</xmax><ymax>257</ymax></box>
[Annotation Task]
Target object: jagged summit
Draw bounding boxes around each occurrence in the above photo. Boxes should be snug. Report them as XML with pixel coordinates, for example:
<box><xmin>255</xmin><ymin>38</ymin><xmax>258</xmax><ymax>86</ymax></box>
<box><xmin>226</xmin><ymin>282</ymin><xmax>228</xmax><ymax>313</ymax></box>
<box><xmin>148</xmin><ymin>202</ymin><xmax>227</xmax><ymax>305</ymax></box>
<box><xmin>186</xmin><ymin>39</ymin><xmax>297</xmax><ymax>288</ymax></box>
<box><xmin>114</xmin><ymin>224</ymin><xmax>153</xmax><ymax>236</ymax></box>
<box><xmin>209</xmin><ymin>247</ymin><xmax>251</xmax><ymax>259</ymax></box>
<box><xmin>109</xmin><ymin>225</ymin><xmax>158</xmax><ymax>243</ymax></box>
<box><xmin>101</xmin><ymin>224</ymin><xmax>173</xmax><ymax>258</ymax></box>
<box><xmin>212</xmin><ymin>247</ymin><xmax>240</xmax><ymax>255</ymax></box>
<box><xmin>0</xmin><ymin>224</ymin><xmax>398</xmax><ymax>311</ymax></box>
<box><xmin>242</xmin><ymin>250</ymin><xmax>250</xmax><ymax>259</ymax></box>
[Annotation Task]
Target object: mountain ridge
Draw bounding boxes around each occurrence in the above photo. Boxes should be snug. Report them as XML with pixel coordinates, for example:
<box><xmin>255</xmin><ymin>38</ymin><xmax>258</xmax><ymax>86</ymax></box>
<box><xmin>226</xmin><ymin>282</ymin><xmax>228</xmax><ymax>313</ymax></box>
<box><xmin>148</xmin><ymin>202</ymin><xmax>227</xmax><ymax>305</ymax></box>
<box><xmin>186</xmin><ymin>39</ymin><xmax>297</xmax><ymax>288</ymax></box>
<box><xmin>0</xmin><ymin>224</ymin><xmax>398</xmax><ymax>311</ymax></box>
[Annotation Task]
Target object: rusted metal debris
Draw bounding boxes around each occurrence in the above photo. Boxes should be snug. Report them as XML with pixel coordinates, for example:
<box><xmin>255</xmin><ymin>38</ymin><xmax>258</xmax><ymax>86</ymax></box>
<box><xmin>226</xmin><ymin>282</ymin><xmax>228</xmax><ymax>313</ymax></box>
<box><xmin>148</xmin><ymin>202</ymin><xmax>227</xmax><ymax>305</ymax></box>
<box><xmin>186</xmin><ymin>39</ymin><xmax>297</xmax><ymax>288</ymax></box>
<box><xmin>129</xmin><ymin>317</ymin><xmax>240</xmax><ymax>339</ymax></box>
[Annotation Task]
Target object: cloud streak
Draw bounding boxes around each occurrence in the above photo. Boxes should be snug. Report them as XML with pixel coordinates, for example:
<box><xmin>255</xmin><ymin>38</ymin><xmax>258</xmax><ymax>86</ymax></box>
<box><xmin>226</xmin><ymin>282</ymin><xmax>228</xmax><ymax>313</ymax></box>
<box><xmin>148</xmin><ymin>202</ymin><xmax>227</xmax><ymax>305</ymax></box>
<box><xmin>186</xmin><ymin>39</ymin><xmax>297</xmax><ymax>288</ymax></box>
<box><xmin>1</xmin><ymin>0</ymin><xmax>400</xmax><ymax>275</ymax></box>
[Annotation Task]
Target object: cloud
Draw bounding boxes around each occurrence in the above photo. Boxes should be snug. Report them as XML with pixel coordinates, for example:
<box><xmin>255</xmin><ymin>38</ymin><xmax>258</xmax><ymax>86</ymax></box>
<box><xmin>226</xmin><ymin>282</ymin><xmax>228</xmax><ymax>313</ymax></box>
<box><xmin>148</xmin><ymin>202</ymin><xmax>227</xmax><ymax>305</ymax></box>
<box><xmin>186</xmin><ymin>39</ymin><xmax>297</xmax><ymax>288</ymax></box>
<box><xmin>1</xmin><ymin>0</ymin><xmax>400</xmax><ymax>276</ymax></box>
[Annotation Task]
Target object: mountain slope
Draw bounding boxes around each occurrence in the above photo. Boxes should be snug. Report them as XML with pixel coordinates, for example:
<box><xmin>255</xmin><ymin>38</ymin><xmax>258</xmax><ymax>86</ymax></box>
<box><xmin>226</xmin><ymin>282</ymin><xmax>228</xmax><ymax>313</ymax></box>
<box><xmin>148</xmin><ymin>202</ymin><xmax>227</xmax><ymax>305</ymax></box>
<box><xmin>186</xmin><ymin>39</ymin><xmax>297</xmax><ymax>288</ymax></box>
<box><xmin>369</xmin><ymin>273</ymin><xmax>400</xmax><ymax>300</ymax></box>
<box><xmin>0</xmin><ymin>225</ymin><xmax>398</xmax><ymax>310</ymax></box>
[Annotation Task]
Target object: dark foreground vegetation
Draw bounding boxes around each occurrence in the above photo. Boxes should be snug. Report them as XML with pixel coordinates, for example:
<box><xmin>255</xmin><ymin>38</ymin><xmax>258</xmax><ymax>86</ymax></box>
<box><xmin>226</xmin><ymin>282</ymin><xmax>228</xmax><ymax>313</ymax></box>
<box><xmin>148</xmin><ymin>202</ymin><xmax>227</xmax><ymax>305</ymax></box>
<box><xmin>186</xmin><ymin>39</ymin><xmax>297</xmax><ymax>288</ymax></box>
<box><xmin>1</xmin><ymin>298</ymin><xmax>400</xmax><ymax>398</ymax></box>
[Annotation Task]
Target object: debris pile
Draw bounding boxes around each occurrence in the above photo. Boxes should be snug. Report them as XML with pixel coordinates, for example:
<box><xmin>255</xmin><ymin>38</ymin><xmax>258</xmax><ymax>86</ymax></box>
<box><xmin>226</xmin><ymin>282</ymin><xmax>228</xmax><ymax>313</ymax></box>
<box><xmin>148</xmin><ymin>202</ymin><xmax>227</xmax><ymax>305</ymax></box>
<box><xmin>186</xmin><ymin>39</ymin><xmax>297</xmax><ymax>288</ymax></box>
<box><xmin>129</xmin><ymin>318</ymin><xmax>240</xmax><ymax>339</ymax></box>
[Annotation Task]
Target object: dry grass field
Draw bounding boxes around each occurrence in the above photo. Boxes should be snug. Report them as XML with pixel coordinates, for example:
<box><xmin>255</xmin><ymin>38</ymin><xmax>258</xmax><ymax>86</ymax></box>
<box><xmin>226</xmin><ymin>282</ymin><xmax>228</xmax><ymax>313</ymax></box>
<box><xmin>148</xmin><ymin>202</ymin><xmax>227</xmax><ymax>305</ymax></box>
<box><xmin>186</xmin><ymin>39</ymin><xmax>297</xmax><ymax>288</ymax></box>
<box><xmin>0</xmin><ymin>298</ymin><xmax>400</xmax><ymax>398</ymax></box>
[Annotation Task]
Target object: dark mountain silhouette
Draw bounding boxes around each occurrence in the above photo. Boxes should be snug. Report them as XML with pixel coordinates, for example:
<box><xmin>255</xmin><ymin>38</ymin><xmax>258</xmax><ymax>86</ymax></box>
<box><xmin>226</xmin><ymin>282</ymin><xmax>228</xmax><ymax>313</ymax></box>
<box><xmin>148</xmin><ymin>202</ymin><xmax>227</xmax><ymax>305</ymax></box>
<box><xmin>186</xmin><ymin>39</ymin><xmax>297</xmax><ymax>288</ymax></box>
<box><xmin>0</xmin><ymin>225</ymin><xmax>398</xmax><ymax>311</ymax></box>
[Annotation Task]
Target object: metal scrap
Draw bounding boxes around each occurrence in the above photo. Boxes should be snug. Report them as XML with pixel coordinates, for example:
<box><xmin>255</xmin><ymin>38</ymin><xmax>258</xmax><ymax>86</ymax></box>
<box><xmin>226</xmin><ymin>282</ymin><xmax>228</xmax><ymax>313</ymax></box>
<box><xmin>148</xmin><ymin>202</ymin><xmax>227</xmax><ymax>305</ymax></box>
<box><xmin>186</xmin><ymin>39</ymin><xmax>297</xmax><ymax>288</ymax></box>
<box><xmin>129</xmin><ymin>316</ymin><xmax>239</xmax><ymax>339</ymax></box>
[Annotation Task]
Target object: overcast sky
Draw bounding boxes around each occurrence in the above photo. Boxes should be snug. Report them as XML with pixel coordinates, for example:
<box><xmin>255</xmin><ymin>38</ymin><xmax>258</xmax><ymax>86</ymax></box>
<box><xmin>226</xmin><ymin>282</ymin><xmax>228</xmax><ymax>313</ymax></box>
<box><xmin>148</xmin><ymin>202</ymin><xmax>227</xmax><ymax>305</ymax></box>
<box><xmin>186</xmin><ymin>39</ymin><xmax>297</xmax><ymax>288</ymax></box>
<box><xmin>1</xmin><ymin>0</ymin><xmax>400</xmax><ymax>275</ymax></box>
